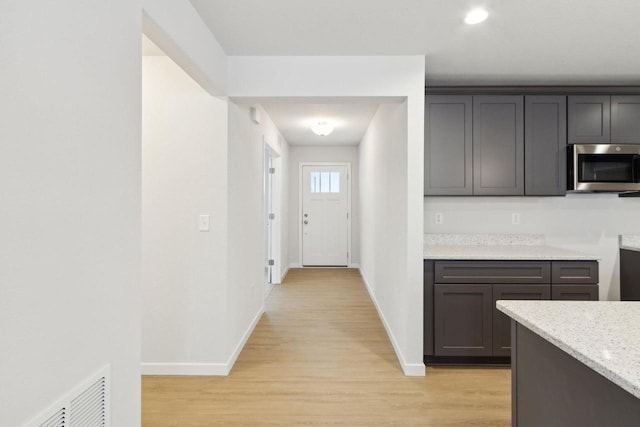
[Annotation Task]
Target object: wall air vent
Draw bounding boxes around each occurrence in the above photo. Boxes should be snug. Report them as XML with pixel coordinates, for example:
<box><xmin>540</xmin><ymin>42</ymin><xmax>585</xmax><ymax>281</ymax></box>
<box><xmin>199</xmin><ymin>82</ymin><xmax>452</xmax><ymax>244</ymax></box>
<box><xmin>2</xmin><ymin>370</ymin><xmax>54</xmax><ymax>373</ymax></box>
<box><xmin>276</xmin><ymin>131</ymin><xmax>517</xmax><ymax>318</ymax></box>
<box><xmin>27</xmin><ymin>365</ymin><xmax>110</xmax><ymax>427</ymax></box>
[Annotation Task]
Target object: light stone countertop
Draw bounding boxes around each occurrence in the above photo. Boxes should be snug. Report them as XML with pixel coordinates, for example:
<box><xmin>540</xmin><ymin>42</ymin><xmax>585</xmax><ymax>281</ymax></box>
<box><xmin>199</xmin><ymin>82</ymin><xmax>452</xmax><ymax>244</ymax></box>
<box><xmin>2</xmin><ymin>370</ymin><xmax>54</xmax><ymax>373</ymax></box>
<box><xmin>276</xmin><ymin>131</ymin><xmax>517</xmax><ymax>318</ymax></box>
<box><xmin>424</xmin><ymin>233</ymin><xmax>597</xmax><ymax>260</ymax></box>
<box><xmin>620</xmin><ymin>235</ymin><xmax>640</xmax><ymax>252</ymax></box>
<box><xmin>497</xmin><ymin>300</ymin><xmax>640</xmax><ymax>399</ymax></box>
<box><xmin>424</xmin><ymin>244</ymin><xmax>597</xmax><ymax>260</ymax></box>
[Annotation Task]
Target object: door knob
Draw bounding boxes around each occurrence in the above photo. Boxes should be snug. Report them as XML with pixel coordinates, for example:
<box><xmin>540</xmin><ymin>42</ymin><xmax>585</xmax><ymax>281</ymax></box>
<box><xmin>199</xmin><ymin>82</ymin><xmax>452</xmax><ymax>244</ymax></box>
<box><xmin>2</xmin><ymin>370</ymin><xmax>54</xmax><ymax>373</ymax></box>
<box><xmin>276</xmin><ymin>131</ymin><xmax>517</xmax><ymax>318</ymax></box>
<box><xmin>303</xmin><ymin>220</ymin><xmax>308</xmax><ymax>225</ymax></box>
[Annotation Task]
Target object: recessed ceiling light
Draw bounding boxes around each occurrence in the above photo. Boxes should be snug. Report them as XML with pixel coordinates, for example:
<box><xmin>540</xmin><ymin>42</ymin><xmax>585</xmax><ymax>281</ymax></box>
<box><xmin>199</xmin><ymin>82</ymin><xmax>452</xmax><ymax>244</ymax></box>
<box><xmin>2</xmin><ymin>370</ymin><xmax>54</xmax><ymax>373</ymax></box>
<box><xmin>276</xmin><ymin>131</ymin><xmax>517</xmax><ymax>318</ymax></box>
<box><xmin>311</xmin><ymin>121</ymin><xmax>334</xmax><ymax>136</ymax></box>
<box><xmin>464</xmin><ymin>8</ymin><xmax>489</xmax><ymax>25</ymax></box>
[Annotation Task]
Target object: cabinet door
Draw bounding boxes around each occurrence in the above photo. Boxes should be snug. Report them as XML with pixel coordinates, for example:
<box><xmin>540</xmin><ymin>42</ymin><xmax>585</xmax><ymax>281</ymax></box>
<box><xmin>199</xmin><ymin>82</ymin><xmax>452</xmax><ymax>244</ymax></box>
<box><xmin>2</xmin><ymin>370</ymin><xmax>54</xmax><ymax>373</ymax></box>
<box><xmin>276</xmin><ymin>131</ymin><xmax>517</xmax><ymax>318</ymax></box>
<box><xmin>524</xmin><ymin>96</ymin><xmax>567</xmax><ymax>196</ymax></box>
<box><xmin>473</xmin><ymin>96</ymin><xmax>524</xmax><ymax>195</ymax></box>
<box><xmin>492</xmin><ymin>284</ymin><xmax>551</xmax><ymax>357</ymax></box>
<box><xmin>425</xmin><ymin>96</ymin><xmax>473</xmax><ymax>195</ymax></box>
<box><xmin>434</xmin><ymin>284</ymin><xmax>492</xmax><ymax>356</ymax></box>
<box><xmin>620</xmin><ymin>249</ymin><xmax>640</xmax><ymax>301</ymax></box>
<box><xmin>568</xmin><ymin>95</ymin><xmax>610</xmax><ymax>144</ymax></box>
<box><xmin>552</xmin><ymin>285</ymin><xmax>599</xmax><ymax>301</ymax></box>
<box><xmin>611</xmin><ymin>96</ymin><xmax>640</xmax><ymax>144</ymax></box>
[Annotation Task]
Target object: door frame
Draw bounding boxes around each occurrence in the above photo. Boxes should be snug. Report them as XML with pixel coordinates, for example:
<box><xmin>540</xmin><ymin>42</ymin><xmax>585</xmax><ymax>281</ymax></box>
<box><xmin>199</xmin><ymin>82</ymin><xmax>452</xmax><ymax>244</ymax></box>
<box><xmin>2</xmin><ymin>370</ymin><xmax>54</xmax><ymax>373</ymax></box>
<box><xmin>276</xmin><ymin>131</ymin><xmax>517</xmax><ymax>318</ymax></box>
<box><xmin>264</xmin><ymin>139</ymin><xmax>282</xmax><ymax>290</ymax></box>
<box><xmin>298</xmin><ymin>162</ymin><xmax>352</xmax><ymax>268</ymax></box>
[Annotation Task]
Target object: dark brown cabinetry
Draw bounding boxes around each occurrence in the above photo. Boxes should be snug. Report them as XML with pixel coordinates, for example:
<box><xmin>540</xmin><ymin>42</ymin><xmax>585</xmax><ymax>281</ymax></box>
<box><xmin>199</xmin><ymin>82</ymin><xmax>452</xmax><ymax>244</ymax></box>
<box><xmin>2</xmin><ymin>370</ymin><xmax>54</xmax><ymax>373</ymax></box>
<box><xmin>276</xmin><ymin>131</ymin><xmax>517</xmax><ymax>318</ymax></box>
<box><xmin>434</xmin><ymin>284</ymin><xmax>492</xmax><ymax>356</ymax></box>
<box><xmin>569</xmin><ymin>95</ymin><xmax>640</xmax><ymax>144</ymax></box>
<box><xmin>492</xmin><ymin>284</ymin><xmax>550</xmax><ymax>356</ymax></box>
<box><xmin>611</xmin><ymin>96</ymin><xmax>640</xmax><ymax>143</ymax></box>
<box><xmin>424</xmin><ymin>259</ymin><xmax>599</xmax><ymax>362</ymax></box>
<box><xmin>568</xmin><ymin>95</ymin><xmax>611</xmax><ymax>144</ymax></box>
<box><xmin>524</xmin><ymin>96</ymin><xmax>567</xmax><ymax>196</ymax></box>
<box><xmin>425</xmin><ymin>94</ymin><xmax>566</xmax><ymax>196</ymax></box>
<box><xmin>424</xmin><ymin>96</ymin><xmax>473</xmax><ymax>195</ymax></box>
<box><xmin>620</xmin><ymin>248</ymin><xmax>640</xmax><ymax>300</ymax></box>
<box><xmin>473</xmin><ymin>96</ymin><xmax>524</xmax><ymax>196</ymax></box>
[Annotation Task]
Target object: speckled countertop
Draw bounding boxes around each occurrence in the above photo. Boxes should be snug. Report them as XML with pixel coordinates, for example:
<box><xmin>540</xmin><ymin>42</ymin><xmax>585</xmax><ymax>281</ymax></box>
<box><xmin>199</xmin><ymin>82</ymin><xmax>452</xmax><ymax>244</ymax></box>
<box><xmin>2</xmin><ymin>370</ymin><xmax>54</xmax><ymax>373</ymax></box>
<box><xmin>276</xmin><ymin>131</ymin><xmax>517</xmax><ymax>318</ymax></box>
<box><xmin>497</xmin><ymin>300</ymin><xmax>640</xmax><ymax>399</ymax></box>
<box><xmin>620</xmin><ymin>235</ymin><xmax>640</xmax><ymax>252</ymax></box>
<box><xmin>424</xmin><ymin>234</ymin><xmax>597</xmax><ymax>260</ymax></box>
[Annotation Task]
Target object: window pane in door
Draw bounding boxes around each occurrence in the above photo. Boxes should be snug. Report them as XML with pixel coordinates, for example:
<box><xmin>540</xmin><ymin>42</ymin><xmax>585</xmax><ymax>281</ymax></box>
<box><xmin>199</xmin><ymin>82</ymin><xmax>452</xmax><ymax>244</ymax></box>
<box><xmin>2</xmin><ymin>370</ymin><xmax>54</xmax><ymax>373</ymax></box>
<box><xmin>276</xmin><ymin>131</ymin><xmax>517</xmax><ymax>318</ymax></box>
<box><xmin>330</xmin><ymin>172</ymin><xmax>340</xmax><ymax>192</ymax></box>
<box><xmin>320</xmin><ymin>172</ymin><xmax>330</xmax><ymax>192</ymax></box>
<box><xmin>310</xmin><ymin>172</ymin><xmax>319</xmax><ymax>193</ymax></box>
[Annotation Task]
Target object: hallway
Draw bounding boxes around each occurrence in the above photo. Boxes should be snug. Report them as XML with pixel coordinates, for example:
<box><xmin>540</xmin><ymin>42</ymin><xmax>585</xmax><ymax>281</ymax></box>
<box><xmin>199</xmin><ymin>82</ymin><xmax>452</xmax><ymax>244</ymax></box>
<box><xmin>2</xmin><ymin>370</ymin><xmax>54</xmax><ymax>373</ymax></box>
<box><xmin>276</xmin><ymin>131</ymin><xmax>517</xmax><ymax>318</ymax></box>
<box><xmin>142</xmin><ymin>268</ymin><xmax>510</xmax><ymax>426</ymax></box>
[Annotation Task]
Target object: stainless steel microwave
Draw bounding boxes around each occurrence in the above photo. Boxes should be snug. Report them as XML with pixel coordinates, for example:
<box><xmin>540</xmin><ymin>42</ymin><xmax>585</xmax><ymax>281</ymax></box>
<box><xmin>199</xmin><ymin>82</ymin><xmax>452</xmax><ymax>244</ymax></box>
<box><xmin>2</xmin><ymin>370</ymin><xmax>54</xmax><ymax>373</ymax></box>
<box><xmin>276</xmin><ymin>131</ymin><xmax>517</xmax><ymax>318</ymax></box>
<box><xmin>568</xmin><ymin>144</ymin><xmax>640</xmax><ymax>192</ymax></box>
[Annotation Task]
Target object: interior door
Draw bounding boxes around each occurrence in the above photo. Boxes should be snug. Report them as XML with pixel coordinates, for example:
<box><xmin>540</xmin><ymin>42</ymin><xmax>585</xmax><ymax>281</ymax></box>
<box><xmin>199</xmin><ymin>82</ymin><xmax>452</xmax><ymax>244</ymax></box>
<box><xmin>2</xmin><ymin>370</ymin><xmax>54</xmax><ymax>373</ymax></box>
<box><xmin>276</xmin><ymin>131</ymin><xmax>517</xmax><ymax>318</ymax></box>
<box><xmin>302</xmin><ymin>165</ymin><xmax>349</xmax><ymax>266</ymax></box>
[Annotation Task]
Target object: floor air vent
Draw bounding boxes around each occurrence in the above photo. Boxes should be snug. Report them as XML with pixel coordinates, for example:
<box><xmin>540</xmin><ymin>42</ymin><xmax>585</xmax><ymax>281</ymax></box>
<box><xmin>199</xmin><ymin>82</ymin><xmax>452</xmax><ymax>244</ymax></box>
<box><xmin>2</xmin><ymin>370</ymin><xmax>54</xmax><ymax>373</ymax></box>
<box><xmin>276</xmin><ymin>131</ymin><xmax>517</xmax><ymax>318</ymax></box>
<box><xmin>28</xmin><ymin>365</ymin><xmax>110</xmax><ymax>427</ymax></box>
<box><xmin>39</xmin><ymin>408</ymin><xmax>66</xmax><ymax>427</ymax></box>
<box><xmin>69</xmin><ymin>376</ymin><xmax>107</xmax><ymax>426</ymax></box>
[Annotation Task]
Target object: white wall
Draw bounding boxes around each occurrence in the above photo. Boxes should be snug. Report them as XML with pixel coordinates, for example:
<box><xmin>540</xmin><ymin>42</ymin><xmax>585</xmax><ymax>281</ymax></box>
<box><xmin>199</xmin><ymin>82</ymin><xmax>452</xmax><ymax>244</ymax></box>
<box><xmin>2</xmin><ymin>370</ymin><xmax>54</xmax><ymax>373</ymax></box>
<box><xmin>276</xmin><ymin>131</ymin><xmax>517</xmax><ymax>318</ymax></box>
<box><xmin>226</xmin><ymin>102</ymin><xmax>289</xmax><ymax>364</ymax></box>
<box><xmin>227</xmin><ymin>56</ymin><xmax>425</xmax><ymax>375</ymax></box>
<box><xmin>0</xmin><ymin>1</ymin><xmax>141</xmax><ymax>426</ymax></box>
<box><xmin>424</xmin><ymin>195</ymin><xmax>640</xmax><ymax>300</ymax></box>
<box><xmin>141</xmin><ymin>55</ymin><xmax>229</xmax><ymax>373</ymax></box>
<box><xmin>288</xmin><ymin>145</ymin><xmax>360</xmax><ymax>268</ymax></box>
<box><xmin>142</xmin><ymin>0</ymin><xmax>227</xmax><ymax>95</ymax></box>
<box><xmin>360</xmin><ymin>102</ymin><xmax>425</xmax><ymax>375</ymax></box>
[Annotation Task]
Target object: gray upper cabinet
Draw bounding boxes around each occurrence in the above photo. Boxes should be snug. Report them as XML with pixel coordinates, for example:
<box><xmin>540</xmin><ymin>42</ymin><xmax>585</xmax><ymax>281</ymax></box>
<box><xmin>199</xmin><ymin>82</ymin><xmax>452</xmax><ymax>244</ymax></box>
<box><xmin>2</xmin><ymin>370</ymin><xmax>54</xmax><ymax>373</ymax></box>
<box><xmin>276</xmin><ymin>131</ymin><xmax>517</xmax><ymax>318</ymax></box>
<box><xmin>473</xmin><ymin>96</ymin><xmax>524</xmax><ymax>196</ymax></box>
<box><xmin>524</xmin><ymin>96</ymin><xmax>567</xmax><ymax>196</ymax></box>
<box><xmin>424</xmin><ymin>96</ymin><xmax>473</xmax><ymax>195</ymax></box>
<box><xmin>611</xmin><ymin>96</ymin><xmax>640</xmax><ymax>144</ymax></box>
<box><xmin>568</xmin><ymin>95</ymin><xmax>610</xmax><ymax>144</ymax></box>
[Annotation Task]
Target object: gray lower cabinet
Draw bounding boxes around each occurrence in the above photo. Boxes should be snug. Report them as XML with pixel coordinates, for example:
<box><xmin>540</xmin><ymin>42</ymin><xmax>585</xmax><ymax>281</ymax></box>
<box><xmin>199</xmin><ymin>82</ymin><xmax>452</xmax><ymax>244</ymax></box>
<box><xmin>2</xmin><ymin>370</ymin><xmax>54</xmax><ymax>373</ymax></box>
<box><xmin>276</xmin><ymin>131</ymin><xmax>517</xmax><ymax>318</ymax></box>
<box><xmin>434</xmin><ymin>284</ymin><xmax>492</xmax><ymax>356</ymax></box>
<box><xmin>568</xmin><ymin>95</ymin><xmax>611</xmax><ymax>144</ymax></box>
<box><xmin>424</xmin><ymin>96</ymin><xmax>472</xmax><ymax>195</ymax></box>
<box><xmin>473</xmin><ymin>96</ymin><xmax>524</xmax><ymax>196</ymax></box>
<box><xmin>492</xmin><ymin>284</ymin><xmax>551</xmax><ymax>356</ymax></box>
<box><xmin>524</xmin><ymin>96</ymin><xmax>567</xmax><ymax>196</ymax></box>
<box><xmin>620</xmin><ymin>248</ymin><xmax>640</xmax><ymax>300</ymax></box>
<box><xmin>425</xmin><ymin>260</ymin><xmax>599</xmax><ymax>361</ymax></box>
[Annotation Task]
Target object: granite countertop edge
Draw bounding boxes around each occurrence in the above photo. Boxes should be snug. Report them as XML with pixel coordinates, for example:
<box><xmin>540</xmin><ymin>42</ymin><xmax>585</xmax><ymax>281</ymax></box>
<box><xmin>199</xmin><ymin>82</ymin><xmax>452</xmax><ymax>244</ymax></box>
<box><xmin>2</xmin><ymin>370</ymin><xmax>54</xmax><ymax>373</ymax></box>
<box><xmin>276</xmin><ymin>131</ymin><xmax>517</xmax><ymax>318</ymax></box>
<box><xmin>497</xmin><ymin>301</ymin><xmax>640</xmax><ymax>399</ymax></box>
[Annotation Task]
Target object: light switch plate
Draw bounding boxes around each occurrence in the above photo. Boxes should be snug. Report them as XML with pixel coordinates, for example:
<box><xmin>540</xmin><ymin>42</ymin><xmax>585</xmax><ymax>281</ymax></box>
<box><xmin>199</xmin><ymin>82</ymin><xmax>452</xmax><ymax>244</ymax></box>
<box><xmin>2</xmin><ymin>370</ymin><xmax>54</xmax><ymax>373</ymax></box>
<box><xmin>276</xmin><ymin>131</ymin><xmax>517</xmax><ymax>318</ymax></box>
<box><xmin>199</xmin><ymin>214</ymin><xmax>210</xmax><ymax>231</ymax></box>
<box><xmin>435</xmin><ymin>213</ymin><xmax>443</xmax><ymax>225</ymax></box>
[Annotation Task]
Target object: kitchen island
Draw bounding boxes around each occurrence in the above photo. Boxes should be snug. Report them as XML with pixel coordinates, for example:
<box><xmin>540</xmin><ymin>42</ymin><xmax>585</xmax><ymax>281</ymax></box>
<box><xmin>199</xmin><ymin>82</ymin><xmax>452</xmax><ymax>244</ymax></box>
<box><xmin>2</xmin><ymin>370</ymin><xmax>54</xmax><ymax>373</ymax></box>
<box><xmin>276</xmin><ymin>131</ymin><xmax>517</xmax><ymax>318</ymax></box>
<box><xmin>497</xmin><ymin>300</ymin><xmax>640</xmax><ymax>427</ymax></box>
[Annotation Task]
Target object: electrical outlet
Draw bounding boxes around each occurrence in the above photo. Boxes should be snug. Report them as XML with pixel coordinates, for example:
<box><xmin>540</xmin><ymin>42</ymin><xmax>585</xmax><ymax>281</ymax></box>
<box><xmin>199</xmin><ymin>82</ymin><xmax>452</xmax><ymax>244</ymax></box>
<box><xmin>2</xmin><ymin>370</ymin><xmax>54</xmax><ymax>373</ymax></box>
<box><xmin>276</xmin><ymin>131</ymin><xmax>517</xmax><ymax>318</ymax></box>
<box><xmin>512</xmin><ymin>212</ymin><xmax>520</xmax><ymax>225</ymax></box>
<box><xmin>435</xmin><ymin>213</ymin><xmax>443</xmax><ymax>225</ymax></box>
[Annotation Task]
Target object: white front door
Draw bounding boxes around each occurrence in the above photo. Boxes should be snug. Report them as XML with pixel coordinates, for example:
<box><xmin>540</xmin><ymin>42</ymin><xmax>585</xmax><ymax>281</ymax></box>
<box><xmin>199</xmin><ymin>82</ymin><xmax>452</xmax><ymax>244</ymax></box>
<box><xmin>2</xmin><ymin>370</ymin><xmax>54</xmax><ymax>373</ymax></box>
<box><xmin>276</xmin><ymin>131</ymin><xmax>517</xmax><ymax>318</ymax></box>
<box><xmin>302</xmin><ymin>165</ymin><xmax>349</xmax><ymax>266</ymax></box>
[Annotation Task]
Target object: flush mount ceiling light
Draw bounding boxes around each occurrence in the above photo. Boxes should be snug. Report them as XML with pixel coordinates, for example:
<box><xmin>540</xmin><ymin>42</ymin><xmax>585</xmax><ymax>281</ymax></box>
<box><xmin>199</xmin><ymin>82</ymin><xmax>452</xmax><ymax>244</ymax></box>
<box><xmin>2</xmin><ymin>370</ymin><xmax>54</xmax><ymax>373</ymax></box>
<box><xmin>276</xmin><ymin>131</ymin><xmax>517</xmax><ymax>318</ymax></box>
<box><xmin>464</xmin><ymin>8</ymin><xmax>489</xmax><ymax>24</ymax></box>
<box><xmin>311</xmin><ymin>121</ymin><xmax>334</xmax><ymax>136</ymax></box>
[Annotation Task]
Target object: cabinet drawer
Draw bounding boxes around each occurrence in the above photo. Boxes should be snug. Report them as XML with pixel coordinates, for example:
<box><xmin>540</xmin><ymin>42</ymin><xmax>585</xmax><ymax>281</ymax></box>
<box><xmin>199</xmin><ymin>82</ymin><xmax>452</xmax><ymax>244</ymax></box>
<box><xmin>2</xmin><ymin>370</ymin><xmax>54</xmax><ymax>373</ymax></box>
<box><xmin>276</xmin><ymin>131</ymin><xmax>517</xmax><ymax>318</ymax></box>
<box><xmin>435</xmin><ymin>261</ymin><xmax>550</xmax><ymax>284</ymax></box>
<box><xmin>551</xmin><ymin>261</ymin><xmax>598</xmax><ymax>284</ymax></box>
<box><xmin>552</xmin><ymin>284</ymin><xmax>599</xmax><ymax>301</ymax></box>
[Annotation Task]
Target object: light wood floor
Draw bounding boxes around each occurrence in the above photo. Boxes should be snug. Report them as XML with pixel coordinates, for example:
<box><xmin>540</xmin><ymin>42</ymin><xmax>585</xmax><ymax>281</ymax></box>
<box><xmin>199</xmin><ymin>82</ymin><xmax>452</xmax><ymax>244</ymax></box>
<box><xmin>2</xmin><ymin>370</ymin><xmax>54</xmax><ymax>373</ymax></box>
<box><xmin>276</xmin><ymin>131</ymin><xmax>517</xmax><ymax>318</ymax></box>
<box><xmin>142</xmin><ymin>268</ymin><xmax>510</xmax><ymax>426</ymax></box>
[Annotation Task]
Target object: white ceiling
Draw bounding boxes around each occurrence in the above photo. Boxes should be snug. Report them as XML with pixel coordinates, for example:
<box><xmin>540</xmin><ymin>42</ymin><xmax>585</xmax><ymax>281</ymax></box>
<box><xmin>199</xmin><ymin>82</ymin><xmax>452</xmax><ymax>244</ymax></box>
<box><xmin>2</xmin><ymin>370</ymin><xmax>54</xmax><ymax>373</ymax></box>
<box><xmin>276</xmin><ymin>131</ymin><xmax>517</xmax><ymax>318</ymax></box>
<box><xmin>261</xmin><ymin>103</ymin><xmax>380</xmax><ymax>146</ymax></box>
<box><xmin>190</xmin><ymin>0</ymin><xmax>640</xmax><ymax>85</ymax></box>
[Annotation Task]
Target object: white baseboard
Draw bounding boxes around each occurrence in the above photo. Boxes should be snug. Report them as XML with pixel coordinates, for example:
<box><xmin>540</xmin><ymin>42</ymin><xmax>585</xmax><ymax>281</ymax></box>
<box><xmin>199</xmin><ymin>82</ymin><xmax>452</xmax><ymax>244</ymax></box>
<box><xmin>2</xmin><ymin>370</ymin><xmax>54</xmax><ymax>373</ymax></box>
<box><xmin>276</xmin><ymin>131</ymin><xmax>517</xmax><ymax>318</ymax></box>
<box><xmin>359</xmin><ymin>268</ymin><xmax>425</xmax><ymax>377</ymax></box>
<box><xmin>142</xmin><ymin>306</ymin><xmax>265</xmax><ymax>377</ymax></box>
<box><xmin>350</xmin><ymin>262</ymin><xmax>360</xmax><ymax>268</ymax></box>
<box><xmin>226</xmin><ymin>305</ymin><xmax>264</xmax><ymax>373</ymax></box>
<box><xmin>141</xmin><ymin>362</ymin><xmax>229</xmax><ymax>376</ymax></box>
